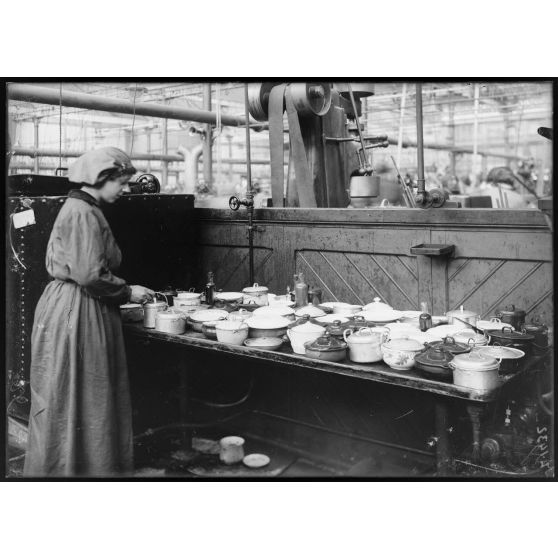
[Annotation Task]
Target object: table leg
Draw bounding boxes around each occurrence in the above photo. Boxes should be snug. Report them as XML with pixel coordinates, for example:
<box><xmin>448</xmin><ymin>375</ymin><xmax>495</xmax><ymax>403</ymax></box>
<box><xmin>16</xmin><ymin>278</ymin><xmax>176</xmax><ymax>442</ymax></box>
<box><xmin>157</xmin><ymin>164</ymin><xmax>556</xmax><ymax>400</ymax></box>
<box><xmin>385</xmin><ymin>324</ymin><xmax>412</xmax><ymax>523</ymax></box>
<box><xmin>178</xmin><ymin>360</ymin><xmax>192</xmax><ymax>450</ymax></box>
<box><xmin>435</xmin><ymin>401</ymin><xmax>452</xmax><ymax>476</ymax></box>
<box><xmin>466</xmin><ymin>404</ymin><xmax>485</xmax><ymax>463</ymax></box>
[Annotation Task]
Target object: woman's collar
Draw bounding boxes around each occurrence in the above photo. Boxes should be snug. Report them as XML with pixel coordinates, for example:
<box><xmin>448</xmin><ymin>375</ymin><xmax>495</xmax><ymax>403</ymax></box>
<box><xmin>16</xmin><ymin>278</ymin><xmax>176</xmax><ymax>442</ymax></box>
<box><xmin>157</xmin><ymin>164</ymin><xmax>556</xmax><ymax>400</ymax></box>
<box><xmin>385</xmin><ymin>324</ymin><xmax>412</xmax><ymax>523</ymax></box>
<box><xmin>68</xmin><ymin>188</ymin><xmax>101</xmax><ymax>207</ymax></box>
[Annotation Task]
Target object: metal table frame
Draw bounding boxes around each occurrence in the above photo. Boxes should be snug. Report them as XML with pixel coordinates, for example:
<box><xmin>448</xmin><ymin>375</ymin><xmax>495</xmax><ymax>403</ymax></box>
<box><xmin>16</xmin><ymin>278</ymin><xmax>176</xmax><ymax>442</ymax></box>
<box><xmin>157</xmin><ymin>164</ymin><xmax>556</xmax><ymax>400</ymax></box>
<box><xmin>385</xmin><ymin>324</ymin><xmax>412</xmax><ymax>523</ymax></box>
<box><xmin>123</xmin><ymin>323</ymin><xmax>540</xmax><ymax>476</ymax></box>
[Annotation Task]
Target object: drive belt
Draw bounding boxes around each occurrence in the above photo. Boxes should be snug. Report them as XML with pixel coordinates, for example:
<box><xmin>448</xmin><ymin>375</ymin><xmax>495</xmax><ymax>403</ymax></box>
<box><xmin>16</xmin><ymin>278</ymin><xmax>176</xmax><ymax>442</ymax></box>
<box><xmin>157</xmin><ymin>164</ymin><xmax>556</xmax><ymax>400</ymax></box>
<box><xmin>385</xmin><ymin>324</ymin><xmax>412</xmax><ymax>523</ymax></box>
<box><xmin>268</xmin><ymin>84</ymin><xmax>316</xmax><ymax>208</ymax></box>
<box><xmin>269</xmin><ymin>84</ymin><xmax>287</xmax><ymax>208</ymax></box>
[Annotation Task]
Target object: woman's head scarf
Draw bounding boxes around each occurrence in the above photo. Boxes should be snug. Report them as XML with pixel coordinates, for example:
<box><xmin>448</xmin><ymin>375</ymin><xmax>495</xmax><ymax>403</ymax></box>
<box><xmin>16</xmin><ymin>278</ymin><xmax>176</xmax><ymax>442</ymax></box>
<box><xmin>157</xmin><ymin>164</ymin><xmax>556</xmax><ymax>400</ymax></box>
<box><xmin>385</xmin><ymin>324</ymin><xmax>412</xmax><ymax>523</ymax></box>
<box><xmin>68</xmin><ymin>147</ymin><xmax>136</xmax><ymax>186</ymax></box>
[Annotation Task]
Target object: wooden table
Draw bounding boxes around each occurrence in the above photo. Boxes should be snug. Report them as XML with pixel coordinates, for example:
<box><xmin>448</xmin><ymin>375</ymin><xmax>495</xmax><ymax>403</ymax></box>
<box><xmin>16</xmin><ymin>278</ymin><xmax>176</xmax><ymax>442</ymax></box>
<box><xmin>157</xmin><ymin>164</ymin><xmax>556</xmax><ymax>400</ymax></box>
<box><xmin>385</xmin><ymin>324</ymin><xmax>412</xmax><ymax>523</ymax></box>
<box><xmin>123</xmin><ymin>323</ymin><xmax>539</xmax><ymax>475</ymax></box>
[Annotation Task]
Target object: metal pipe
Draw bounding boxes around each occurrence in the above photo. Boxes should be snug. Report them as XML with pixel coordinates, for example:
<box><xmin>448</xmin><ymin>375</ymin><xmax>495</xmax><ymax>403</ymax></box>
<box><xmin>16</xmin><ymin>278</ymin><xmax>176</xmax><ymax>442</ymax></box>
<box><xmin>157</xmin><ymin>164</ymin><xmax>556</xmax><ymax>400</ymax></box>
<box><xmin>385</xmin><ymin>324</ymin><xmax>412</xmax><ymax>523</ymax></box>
<box><xmin>415</xmin><ymin>83</ymin><xmax>425</xmax><ymax>194</ymax></box>
<box><xmin>347</xmin><ymin>84</ymin><xmax>371</xmax><ymax>174</ymax></box>
<box><xmin>176</xmin><ymin>144</ymin><xmax>203</xmax><ymax>194</ymax></box>
<box><xmin>244</xmin><ymin>84</ymin><xmax>255</xmax><ymax>285</ymax></box>
<box><xmin>10</xmin><ymin>147</ymin><xmax>276</xmax><ymax>166</ymax></box>
<box><xmin>146</xmin><ymin>128</ymin><xmax>152</xmax><ymax>173</ymax></box>
<box><xmin>203</xmin><ymin>84</ymin><xmax>213</xmax><ymax>187</ymax></box>
<box><xmin>162</xmin><ymin>119</ymin><xmax>168</xmax><ymax>186</ymax></box>
<box><xmin>8</xmin><ymin>83</ymin><xmax>249</xmax><ymax>127</ymax></box>
<box><xmin>472</xmin><ymin>83</ymin><xmax>481</xmax><ymax>177</ymax></box>
<box><xmin>33</xmin><ymin>118</ymin><xmax>39</xmax><ymax>173</ymax></box>
<box><xmin>396</xmin><ymin>83</ymin><xmax>407</xmax><ymax>167</ymax></box>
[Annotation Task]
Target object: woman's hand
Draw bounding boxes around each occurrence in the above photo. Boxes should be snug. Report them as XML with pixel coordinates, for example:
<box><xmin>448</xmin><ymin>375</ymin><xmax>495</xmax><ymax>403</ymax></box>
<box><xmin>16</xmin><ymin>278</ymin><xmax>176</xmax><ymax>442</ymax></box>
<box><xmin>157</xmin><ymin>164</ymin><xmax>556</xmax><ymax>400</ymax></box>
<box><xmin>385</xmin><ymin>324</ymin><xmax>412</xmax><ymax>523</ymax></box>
<box><xmin>130</xmin><ymin>285</ymin><xmax>155</xmax><ymax>304</ymax></box>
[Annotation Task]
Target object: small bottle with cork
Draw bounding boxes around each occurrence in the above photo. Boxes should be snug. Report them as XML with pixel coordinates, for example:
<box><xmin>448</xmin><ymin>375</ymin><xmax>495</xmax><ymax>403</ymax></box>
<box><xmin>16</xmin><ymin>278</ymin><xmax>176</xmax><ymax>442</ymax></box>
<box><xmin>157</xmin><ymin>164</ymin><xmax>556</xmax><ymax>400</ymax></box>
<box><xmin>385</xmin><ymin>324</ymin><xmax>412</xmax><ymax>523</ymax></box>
<box><xmin>204</xmin><ymin>271</ymin><xmax>215</xmax><ymax>306</ymax></box>
<box><xmin>419</xmin><ymin>301</ymin><xmax>432</xmax><ymax>332</ymax></box>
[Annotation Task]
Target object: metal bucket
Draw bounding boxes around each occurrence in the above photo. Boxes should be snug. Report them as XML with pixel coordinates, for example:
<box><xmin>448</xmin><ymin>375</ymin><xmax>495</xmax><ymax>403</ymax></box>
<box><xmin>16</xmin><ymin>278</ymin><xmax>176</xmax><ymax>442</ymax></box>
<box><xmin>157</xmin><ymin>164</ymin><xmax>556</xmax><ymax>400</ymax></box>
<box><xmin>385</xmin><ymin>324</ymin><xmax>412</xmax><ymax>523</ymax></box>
<box><xmin>349</xmin><ymin>175</ymin><xmax>380</xmax><ymax>208</ymax></box>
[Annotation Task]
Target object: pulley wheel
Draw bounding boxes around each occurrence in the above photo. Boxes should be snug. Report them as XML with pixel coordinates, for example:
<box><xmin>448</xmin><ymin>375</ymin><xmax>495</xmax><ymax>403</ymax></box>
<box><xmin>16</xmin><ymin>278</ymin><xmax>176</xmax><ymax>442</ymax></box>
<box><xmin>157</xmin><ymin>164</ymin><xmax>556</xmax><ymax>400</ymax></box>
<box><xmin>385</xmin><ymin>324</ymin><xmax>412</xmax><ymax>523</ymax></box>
<box><xmin>288</xmin><ymin>83</ymin><xmax>332</xmax><ymax>116</ymax></box>
<box><xmin>248</xmin><ymin>82</ymin><xmax>281</xmax><ymax>121</ymax></box>
<box><xmin>135</xmin><ymin>173</ymin><xmax>160</xmax><ymax>194</ymax></box>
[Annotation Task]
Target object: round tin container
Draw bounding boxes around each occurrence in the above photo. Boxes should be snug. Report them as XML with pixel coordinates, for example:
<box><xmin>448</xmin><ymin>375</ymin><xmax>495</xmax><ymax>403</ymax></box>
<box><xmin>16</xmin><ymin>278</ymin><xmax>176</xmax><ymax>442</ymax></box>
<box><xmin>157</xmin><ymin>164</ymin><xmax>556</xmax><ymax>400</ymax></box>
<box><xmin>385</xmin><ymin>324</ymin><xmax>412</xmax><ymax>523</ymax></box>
<box><xmin>143</xmin><ymin>301</ymin><xmax>167</xmax><ymax>328</ymax></box>
<box><xmin>155</xmin><ymin>310</ymin><xmax>186</xmax><ymax>334</ymax></box>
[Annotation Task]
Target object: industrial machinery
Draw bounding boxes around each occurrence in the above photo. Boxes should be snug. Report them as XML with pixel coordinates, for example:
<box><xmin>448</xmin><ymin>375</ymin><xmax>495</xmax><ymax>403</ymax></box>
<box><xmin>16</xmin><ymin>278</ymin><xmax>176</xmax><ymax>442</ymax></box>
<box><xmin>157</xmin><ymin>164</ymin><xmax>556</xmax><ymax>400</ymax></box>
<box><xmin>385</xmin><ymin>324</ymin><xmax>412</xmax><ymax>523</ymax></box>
<box><xmin>246</xmin><ymin>82</ymin><xmax>445</xmax><ymax>209</ymax></box>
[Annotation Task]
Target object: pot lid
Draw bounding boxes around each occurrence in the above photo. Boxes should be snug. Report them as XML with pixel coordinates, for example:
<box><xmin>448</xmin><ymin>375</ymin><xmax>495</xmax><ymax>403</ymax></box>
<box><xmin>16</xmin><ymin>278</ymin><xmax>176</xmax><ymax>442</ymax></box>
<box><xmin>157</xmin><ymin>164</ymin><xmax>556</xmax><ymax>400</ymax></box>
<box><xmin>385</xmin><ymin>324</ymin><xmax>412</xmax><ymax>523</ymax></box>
<box><xmin>386</xmin><ymin>322</ymin><xmax>420</xmax><ymax>333</ymax></box>
<box><xmin>348</xmin><ymin>315</ymin><xmax>375</xmax><ymax>327</ymax></box>
<box><xmin>446</xmin><ymin>306</ymin><xmax>478</xmax><ymax>318</ymax></box>
<box><xmin>227</xmin><ymin>308</ymin><xmax>253</xmax><ymax>320</ymax></box>
<box><xmin>242</xmin><ymin>283</ymin><xmax>269</xmax><ymax>294</ymax></box>
<box><xmin>451</xmin><ymin>351</ymin><xmax>500</xmax><ymax>371</ymax></box>
<box><xmin>427</xmin><ymin>324</ymin><xmax>464</xmax><ymax>338</ymax></box>
<box><xmin>415</xmin><ymin>346</ymin><xmax>454</xmax><ymax>368</ymax></box>
<box><xmin>246</xmin><ymin>316</ymin><xmax>291</xmax><ymax>329</ymax></box>
<box><xmin>315</xmin><ymin>314</ymin><xmax>350</xmax><ymax>324</ymax></box>
<box><xmin>325</xmin><ymin>320</ymin><xmax>348</xmax><ymax>335</ymax></box>
<box><xmin>175</xmin><ymin>292</ymin><xmax>200</xmax><ymax>300</ymax></box>
<box><xmin>356</xmin><ymin>308</ymin><xmax>402</xmax><ymax>322</ymax></box>
<box><xmin>427</xmin><ymin>336</ymin><xmax>472</xmax><ymax>354</ymax></box>
<box><xmin>405</xmin><ymin>331</ymin><xmax>443</xmax><ymax>345</ymax></box>
<box><xmin>120</xmin><ymin>303</ymin><xmax>142</xmax><ymax>309</ymax></box>
<box><xmin>294</xmin><ymin>305</ymin><xmax>326</xmax><ymax>318</ymax></box>
<box><xmin>489</xmin><ymin>327</ymin><xmax>534</xmax><ymax>341</ymax></box>
<box><xmin>289</xmin><ymin>320</ymin><xmax>326</xmax><ymax>334</ymax></box>
<box><xmin>453</xmin><ymin>329</ymin><xmax>487</xmax><ymax>344</ymax></box>
<box><xmin>477</xmin><ymin>346</ymin><xmax>525</xmax><ymax>360</ymax></box>
<box><xmin>157</xmin><ymin>310</ymin><xmax>185</xmax><ymax>321</ymax></box>
<box><xmin>215</xmin><ymin>320</ymin><xmax>248</xmax><ymax>331</ymax></box>
<box><xmin>144</xmin><ymin>300</ymin><xmax>167</xmax><ymax>308</ymax></box>
<box><xmin>346</xmin><ymin>327</ymin><xmax>383</xmax><ymax>343</ymax></box>
<box><xmin>253</xmin><ymin>306</ymin><xmax>294</xmax><ymax>318</ymax></box>
<box><xmin>522</xmin><ymin>323</ymin><xmax>547</xmax><ymax>334</ymax></box>
<box><xmin>330</xmin><ymin>302</ymin><xmax>362</xmax><ymax>311</ymax></box>
<box><xmin>362</xmin><ymin>297</ymin><xmax>393</xmax><ymax>312</ymax></box>
<box><xmin>190</xmin><ymin>309</ymin><xmax>229</xmax><ymax>322</ymax></box>
<box><xmin>476</xmin><ymin>318</ymin><xmax>515</xmax><ymax>332</ymax></box>
<box><xmin>383</xmin><ymin>337</ymin><xmax>424</xmax><ymax>351</ymax></box>
<box><xmin>305</xmin><ymin>333</ymin><xmax>347</xmax><ymax>352</ymax></box>
<box><xmin>400</xmin><ymin>310</ymin><xmax>422</xmax><ymax>320</ymax></box>
<box><xmin>214</xmin><ymin>292</ymin><xmax>244</xmax><ymax>301</ymax></box>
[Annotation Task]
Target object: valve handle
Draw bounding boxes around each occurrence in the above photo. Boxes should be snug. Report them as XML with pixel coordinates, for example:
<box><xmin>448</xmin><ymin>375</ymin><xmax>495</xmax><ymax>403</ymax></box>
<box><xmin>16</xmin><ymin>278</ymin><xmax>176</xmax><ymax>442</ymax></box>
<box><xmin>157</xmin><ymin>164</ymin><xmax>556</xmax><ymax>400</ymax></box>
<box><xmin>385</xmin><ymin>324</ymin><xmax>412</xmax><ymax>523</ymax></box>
<box><xmin>429</xmin><ymin>188</ymin><xmax>446</xmax><ymax>208</ymax></box>
<box><xmin>229</xmin><ymin>196</ymin><xmax>241</xmax><ymax>211</ymax></box>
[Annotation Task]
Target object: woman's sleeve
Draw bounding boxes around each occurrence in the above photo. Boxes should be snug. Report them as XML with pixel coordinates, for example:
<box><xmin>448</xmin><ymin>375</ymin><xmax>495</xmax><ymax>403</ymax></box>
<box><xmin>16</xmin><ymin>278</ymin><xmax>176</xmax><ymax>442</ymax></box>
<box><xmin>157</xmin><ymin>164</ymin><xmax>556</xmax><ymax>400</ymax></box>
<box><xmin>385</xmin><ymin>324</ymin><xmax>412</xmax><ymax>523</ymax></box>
<box><xmin>62</xmin><ymin>208</ymin><xmax>131</xmax><ymax>304</ymax></box>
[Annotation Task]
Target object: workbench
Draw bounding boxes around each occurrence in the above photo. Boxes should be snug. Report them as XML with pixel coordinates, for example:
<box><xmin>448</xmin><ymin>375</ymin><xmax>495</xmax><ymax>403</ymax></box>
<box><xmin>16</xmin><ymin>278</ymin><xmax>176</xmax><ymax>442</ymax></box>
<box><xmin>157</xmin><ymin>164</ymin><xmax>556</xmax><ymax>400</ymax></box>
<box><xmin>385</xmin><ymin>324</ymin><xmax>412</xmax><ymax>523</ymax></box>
<box><xmin>123</xmin><ymin>323</ymin><xmax>543</xmax><ymax>476</ymax></box>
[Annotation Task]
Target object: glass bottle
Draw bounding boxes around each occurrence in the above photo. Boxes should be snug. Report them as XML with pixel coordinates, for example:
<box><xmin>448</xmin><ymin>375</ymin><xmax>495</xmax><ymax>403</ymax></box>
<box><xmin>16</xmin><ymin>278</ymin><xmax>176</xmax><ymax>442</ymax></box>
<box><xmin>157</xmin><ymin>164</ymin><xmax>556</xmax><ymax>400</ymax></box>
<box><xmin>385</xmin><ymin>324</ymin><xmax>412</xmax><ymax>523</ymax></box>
<box><xmin>294</xmin><ymin>272</ymin><xmax>309</xmax><ymax>307</ymax></box>
<box><xmin>205</xmin><ymin>271</ymin><xmax>215</xmax><ymax>306</ymax></box>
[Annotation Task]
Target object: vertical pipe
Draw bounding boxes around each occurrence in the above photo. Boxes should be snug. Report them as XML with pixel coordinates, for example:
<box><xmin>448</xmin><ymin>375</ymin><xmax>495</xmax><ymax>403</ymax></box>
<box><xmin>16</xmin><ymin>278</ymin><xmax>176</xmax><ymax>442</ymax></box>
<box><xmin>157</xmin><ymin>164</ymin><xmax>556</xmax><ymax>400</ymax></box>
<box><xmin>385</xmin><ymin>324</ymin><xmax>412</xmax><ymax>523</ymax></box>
<box><xmin>203</xmin><ymin>84</ymin><xmax>213</xmax><ymax>188</ymax></box>
<box><xmin>415</xmin><ymin>83</ymin><xmax>426</xmax><ymax>193</ymax></box>
<box><xmin>33</xmin><ymin>118</ymin><xmax>40</xmax><ymax>174</ymax></box>
<box><xmin>447</xmin><ymin>99</ymin><xmax>456</xmax><ymax>178</ymax></box>
<box><xmin>146</xmin><ymin>128</ymin><xmax>152</xmax><ymax>173</ymax></box>
<box><xmin>472</xmin><ymin>83</ymin><xmax>480</xmax><ymax>180</ymax></box>
<box><xmin>162</xmin><ymin>118</ymin><xmax>168</xmax><ymax>187</ymax></box>
<box><xmin>244</xmin><ymin>83</ymin><xmax>254</xmax><ymax>285</ymax></box>
<box><xmin>397</xmin><ymin>83</ymin><xmax>407</xmax><ymax>168</ymax></box>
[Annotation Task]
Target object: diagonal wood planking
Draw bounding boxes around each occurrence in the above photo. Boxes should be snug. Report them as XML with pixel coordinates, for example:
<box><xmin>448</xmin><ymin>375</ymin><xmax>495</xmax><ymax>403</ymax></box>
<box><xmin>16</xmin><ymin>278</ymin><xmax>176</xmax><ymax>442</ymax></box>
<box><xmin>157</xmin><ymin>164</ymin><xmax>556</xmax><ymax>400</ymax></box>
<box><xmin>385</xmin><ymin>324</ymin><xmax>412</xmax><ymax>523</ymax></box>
<box><xmin>447</xmin><ymin>258</ymin><xmax>553</xmax><ymax>323</ymax></box>
<box><xmin>295</xmin><ymin>249</ymin><xmax>419</xmax><ymax>307</ymax></box>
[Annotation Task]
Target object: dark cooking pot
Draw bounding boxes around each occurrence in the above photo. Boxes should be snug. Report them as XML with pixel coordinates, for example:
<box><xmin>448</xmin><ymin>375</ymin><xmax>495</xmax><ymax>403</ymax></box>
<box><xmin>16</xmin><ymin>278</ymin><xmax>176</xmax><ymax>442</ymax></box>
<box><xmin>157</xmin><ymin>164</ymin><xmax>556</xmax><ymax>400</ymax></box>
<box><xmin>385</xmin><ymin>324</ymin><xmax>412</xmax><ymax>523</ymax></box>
<box><xmin>522</xmin><ymin>319</ymin><xmax>549</xmax><ymax>356</ymax></box>
<box><xmin>488</xmin><ymin>327</ymin><xmax>534</xmax><ymax>357</ymax></box>
<box><xmin>426</xmin><ymin>336</ymin><xmax>472</xmax><ymax>356</ymax></box>
<box><xmin>477</xmin><ymin>345</ymin><xmax>526</xmax><ymax>375</ymax></box>
<box><xmin>496</xmin><ymin>304</ymin><xmax>526</xmax><ymax>331</ymax></box>
<box><xmin>414</xmin><ymin>346</ymin><xmax>454</xmax><ymax>381</ymax></box>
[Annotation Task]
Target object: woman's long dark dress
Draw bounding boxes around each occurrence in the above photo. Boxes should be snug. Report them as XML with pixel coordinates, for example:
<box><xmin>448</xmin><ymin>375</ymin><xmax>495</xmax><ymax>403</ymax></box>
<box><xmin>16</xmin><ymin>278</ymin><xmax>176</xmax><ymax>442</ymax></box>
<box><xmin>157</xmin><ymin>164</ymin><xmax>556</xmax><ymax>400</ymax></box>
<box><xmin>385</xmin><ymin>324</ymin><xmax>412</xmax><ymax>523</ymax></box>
<box><xmin>24</xmin><ymin>189</ymin><xmax>133</xmax><ymax>477</ymax></box>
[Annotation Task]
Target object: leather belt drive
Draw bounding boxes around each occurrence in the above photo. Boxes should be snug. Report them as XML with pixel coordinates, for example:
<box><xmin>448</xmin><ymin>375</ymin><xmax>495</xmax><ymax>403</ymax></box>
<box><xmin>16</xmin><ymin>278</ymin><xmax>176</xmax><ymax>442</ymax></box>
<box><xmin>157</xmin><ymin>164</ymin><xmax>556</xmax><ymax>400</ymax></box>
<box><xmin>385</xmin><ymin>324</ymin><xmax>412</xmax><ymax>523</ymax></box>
<box><xmin>264</xmin><ymin>83</ymin><xmax>332</xmax><ymax>207</ymax></box>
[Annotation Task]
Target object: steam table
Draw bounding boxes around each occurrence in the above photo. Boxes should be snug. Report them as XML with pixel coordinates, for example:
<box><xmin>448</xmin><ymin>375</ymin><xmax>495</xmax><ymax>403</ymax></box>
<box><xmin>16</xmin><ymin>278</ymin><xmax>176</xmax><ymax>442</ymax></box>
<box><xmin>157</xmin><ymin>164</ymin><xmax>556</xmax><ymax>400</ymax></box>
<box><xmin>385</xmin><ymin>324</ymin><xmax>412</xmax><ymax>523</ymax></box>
<box><xmin>123</xmin><ymin>323</ymin><xmax>543</xmax><ymax>475</ymax></box>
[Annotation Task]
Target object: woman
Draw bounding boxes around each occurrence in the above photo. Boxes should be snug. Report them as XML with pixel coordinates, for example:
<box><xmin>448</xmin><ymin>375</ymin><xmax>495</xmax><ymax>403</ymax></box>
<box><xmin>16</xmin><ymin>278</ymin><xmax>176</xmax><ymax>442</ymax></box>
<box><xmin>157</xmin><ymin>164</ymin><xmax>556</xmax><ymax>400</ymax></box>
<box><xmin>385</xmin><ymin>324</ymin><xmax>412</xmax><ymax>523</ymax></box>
<box><xmin>24</xmin><ymin>147</ymin><xmax>154</xmax><ymax>477</ymax></box>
